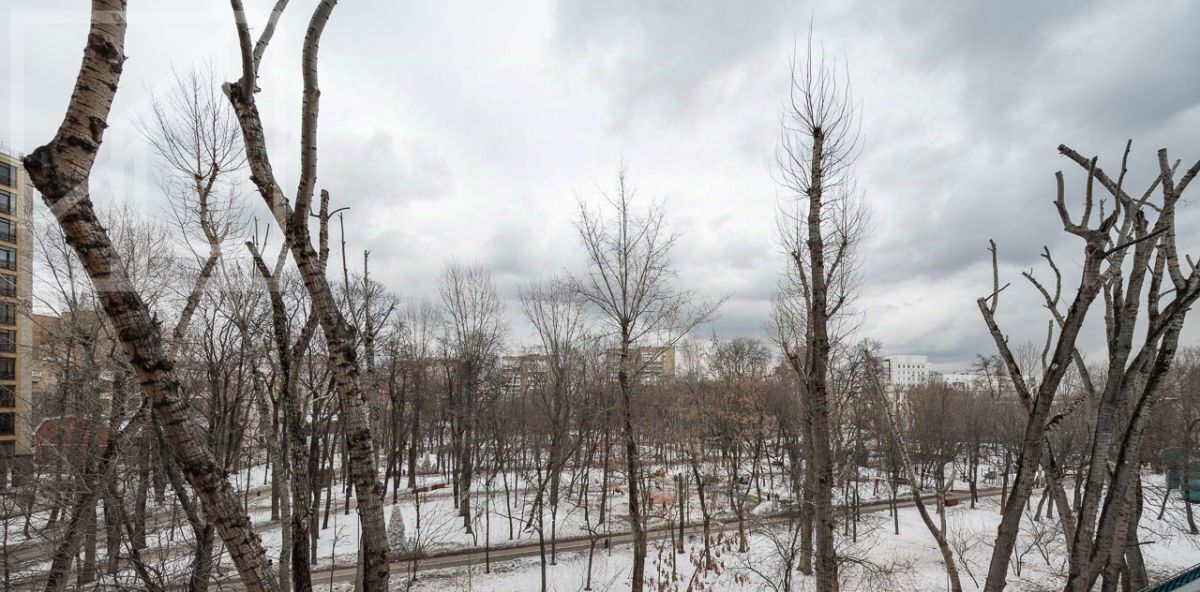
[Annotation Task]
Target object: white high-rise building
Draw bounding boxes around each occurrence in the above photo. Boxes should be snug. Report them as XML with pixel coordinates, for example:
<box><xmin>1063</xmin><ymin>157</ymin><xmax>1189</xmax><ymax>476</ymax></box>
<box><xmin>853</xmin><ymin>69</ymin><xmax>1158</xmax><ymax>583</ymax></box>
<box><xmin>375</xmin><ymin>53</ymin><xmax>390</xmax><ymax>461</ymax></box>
<box><xmin>884</xmin><ymin>354</ymin><xmax>929</xmax><ymax>388</ymax></box>
<box><xmin>938</xmin><ymin>371</ymin><xmax>985</xmax><ymax>391</ymax></box>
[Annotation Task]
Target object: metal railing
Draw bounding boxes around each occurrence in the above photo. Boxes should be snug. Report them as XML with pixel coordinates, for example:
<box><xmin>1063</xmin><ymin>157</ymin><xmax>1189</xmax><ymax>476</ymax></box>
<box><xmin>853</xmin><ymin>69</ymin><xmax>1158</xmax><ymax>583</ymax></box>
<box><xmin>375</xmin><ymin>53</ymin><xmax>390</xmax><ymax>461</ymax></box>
<box><xmin>0</xmin><ymin>141</ymin><xmax>21</xmax><ymax>161</ymax></box>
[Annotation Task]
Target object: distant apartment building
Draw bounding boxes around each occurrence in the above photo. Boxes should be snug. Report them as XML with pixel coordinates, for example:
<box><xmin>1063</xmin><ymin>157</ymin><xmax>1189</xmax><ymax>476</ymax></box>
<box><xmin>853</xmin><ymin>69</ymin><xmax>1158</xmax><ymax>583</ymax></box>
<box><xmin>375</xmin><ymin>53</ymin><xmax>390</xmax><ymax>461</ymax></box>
<box><xmin>606</xmin><ymin>346</ymin><xmax>676</xmax><ymax>386</ymax></box>
<box><xmin>882</xmin><ymin>351</ymin><xmax>1024</xmax><ymax>397</ymax></box>
<box><xmin>936</xmin><ymin>371</ymin><xmax>984</xmax><ymax>391</ymax></box>
<box><xmin>30</xmin><ymin>311</ymin><xmax>118</xmax><ymax>421</ymax></box>
<box><xmin>0</xmin><ymin>147</ymin><xmax>35</xmax><ymax>485</ymax></box>
<box><xmin>499</xmin><ymin>353</ymin><xmax>550</xmax><ymax>397</ymax></box>
<box><xmin>884</xmin><ymin>354</ymin><xmax>929</xmax><ymax>389</ymax></box>
<box><xmin>930</xmin><ymin>366</ymin><xmax>1020</xmax><ymax>397</ymax></box>
<box><xmin>971</xmin><ymin>365</ymin><xmax>1022</xmax><ymax>398</ymax></box>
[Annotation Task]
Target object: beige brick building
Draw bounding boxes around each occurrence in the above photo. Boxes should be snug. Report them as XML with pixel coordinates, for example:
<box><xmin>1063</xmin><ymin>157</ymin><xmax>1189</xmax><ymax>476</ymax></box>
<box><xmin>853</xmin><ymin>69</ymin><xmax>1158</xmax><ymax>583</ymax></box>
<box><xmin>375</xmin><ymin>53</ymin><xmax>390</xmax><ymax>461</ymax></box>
<box><xmin>606</xmin><ymin>346</ymin><xmax>676</xmax><ymax>386</ymax></box>
<box><xmin>0</xmin><ymin>148</ymin><xmax>34</xmax><ymax>469</ymax></box>
<box><xmin>499</xmin><ymin>353</ymin><xmax>551</xmax><ymax>397</ymax></box>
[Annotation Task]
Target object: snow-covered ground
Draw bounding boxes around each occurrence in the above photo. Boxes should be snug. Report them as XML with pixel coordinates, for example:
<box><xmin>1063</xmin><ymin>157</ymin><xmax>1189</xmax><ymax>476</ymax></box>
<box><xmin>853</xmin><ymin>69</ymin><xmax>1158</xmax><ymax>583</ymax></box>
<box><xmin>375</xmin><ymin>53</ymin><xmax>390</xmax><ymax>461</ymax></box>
<box><xmin>10</xmin><ymin>458</ymin><xmax>1197</xmax><ymax>591</ymax></box>
<box><xmin>330</xmin><ymin>475</ymin><xmax>1200</xmax><ymax>591</ymax></box>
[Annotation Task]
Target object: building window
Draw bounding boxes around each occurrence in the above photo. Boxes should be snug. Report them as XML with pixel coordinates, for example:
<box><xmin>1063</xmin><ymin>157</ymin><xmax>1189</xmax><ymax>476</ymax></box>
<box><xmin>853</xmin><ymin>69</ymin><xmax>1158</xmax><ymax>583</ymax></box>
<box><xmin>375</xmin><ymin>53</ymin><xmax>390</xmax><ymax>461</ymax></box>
<box><xmin>0</xmin><ymin>385</ymin><xmax>11</xmax><ymax>408</ymax></box>
<box><xmin>0</xmin><ymin>303</ymin><xmax>13</xmax><ymax>326</ymax></box>
<box><xmin>0</xmin><ymin>330</ymin><xmax>14</xmax><ymax>354</ymax></box>
<box><xmin>0</xmin><ymin>219</ymin><xmax>15</xmax><ymax>244</ymax></box>
<box><xmin>0</xmin><ymin>358</ymin><xmax>13</xmax><ymax>381</ymax></box>
<box><xmin>0</xmin><ymin>190</ymin><xmax>12</xmax><ymax>216</ymax></box>
<box><xmin>0</xmin><ymin>274</ymin><xmax>14</xmax><ymax>298</ymax></box>
<box><xmin>0</xmin><ymin>413</ymin><xmax>13</xmax><ymax>436</ymax></box>
<box><xmin>0</xmin><ymin>248</ymin><xmax>14</xmax><ymax>271</ymax></box>
<box><xmin>0</xmin><ymin>163</ymin><xmax>12</xmax><ymax>189</ymax></box>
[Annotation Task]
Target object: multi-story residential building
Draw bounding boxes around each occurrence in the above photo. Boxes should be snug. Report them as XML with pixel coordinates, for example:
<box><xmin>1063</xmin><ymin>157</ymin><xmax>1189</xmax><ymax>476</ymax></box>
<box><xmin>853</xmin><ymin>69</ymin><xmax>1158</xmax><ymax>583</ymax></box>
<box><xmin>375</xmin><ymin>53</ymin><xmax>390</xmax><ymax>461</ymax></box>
<box><xmin>930</xmin><ymin>366</ymin><xmax>1020</xmax><ymax>397</ymax></box>
<box><xmin>606</xmin><ymin>345</ymin><xmax>676</xmax><ymax>386</ymax></box>
<box><xmin>499</xmin><ymin>353</ymin><xmax>551</xmax><ymax>397</ymax></box>
<box><xmin>30</xmin><ymin>311</ymin><xmax>118</xmax><ymax>422</ymax></box>
<box><xmin>936</xmin><ymin>371</ymin><xmax>985</xmax><ymax>391</ymax></box>
<box><xmin>884</xmin><ymin>354</ymin><xmax>929</xmax><ymax>389</ymax></box>
<box><xmin>0</xmin><ymin>147</ymin><xmax>34</xmax><ymax>487</ymax></box>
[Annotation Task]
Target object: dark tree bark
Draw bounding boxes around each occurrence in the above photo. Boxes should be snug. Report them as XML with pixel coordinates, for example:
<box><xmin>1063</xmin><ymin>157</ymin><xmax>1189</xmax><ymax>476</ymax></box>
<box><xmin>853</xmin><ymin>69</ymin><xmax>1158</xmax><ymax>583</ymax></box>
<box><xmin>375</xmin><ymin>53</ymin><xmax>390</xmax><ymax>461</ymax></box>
<box><xmin>774</xmin><ymin>41</ymin><xmax>864</xmax><ymax>592</ymax></box>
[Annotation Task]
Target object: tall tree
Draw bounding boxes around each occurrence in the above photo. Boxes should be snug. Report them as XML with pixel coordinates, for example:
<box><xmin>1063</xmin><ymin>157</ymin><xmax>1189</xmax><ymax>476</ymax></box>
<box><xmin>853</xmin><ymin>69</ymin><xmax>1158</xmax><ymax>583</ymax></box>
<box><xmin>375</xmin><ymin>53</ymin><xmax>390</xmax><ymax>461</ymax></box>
<box><xmin>775</xmin><ymin>40</ymin><xmax>865</xmax><ymax>592</ymax></box>
<box><xmin>519</xmin><ymin>278</ymin><xmax>589</xmax><ymax>590</ymax></box>
<box><xmin>976</xmin><ymin>144</ymin><xmax>1141</xmax><ymax>591</ymax></box>
<box><xmin>247</xmin><ymin>212</ymin><xmax>330</xmax><ymax>592</ymax></box>
<box><xmin>141</xmin><ymin>63</ymin><xmax>247</xmax><ymax>592</ymax></box>
<box><xmin>573</xmin><ymin>167</ymin><xmax>715</xmax><ymax>592</ymax></box>
<box><xmin>400</xmin><ymin>299</ymin><xmax>439</xmax><ymax>491</ymax></box>
<box><xmin>1056</xmin><ymin>145</ymin><xmax>1200</xmax><ymax>592</ymax></box>
<box><xmin>438</xmin><ymin>263</ymin><xmax>506</xmax><ymax>533</ymax></box>
<box><xmin>223</xmin><ymin>1</ymin><xmax>392</xmax><ymax>588</ymax></box>
<box><xmin>22</xmin><ymin>2</ymin><xmax>279</xmax><ymax>590</ymax></box>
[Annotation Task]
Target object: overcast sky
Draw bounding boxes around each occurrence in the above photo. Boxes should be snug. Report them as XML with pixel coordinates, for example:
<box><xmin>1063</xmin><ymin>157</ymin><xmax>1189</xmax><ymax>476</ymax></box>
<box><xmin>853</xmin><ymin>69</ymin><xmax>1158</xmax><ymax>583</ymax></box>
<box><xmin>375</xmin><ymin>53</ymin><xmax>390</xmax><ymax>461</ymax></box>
<box><xmin>4</xmin><ymin>0</ymin><xmax>1200</xmax><ymax>368</ymax></box>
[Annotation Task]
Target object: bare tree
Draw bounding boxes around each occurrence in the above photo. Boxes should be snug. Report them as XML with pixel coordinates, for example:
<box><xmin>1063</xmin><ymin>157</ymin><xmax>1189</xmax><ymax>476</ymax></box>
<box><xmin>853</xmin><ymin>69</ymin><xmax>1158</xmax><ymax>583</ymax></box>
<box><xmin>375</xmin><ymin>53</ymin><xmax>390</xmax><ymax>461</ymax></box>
<box><xmin>519</xmin><ymin>277</ymin><xmax>589</xmax><ymax>590</ymax></box>
<box><xmin>774</xmin><ymin>37</ymin><xmax>864</xmax><ymax>592</ymax></box>
<box><xmin>859</xmin><ymin>341</ymin><xmax>963</xmax><ymax>592</ymax></box>
<box><xmin>139</xmin><ymin>62</ymin><xmax>247</xmax><ymax>592</ymax></box>
<box><xmin>438</xmin><ymin>263</ymin><xmax>506</xmax><ymax>534</ymax></box>
<box><xmin>223</xmin><ymin>1</ymin><xmax>392</xmax><ymax>588</ymax></box>
<box><xmin>142</xmin><ymin>64</ymin><xmax>245</xmax><ymax>360</ymax></box>
<box><xmin>22</xmin><ymin>3</ymin><xmax>279</xmax><ymax>590</ymax></box>
<box><xmin>572</xmin><ymin>167</ymin><xmax>716</xmax><ymax>592</ymax></box>
<box><xmin>247</xmin><ymin>210</ymin><xmax>331</xmax><ymax>592</ymax></box>
<box><xmin>400</xmin><ymin>299</ymin><xmax>440</xmax><ymax>492</ymax></box>
<box><xmin>979</xmin><ymin>140</ymin><xmax>1195</xmax><ymax>588</ymax></box>
<box><xmin>707</xmin><ymin>337</ymin><xmax>771</xmax><ymax>553</ymax></box>
<box><xmin>769</xmin><ymin>294</ymin><xmax>817</xmax><ymax>574</ymax></box>
<box><xmin>1054</xmin><ymin>144</ymin><xmax>1200</xmax><ymax>592</ymax></box>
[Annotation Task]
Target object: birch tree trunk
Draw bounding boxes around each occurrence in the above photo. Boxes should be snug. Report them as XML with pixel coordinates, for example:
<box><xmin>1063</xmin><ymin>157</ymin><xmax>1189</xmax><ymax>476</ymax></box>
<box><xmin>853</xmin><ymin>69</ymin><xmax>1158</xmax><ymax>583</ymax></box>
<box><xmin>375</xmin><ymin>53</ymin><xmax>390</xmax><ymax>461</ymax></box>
<box><xmin>24</xmin><ymin>3</ymin><xmax>279</xmax><ymax>590</ymax></box>
<box><xmin>224</xmin><ymin>2</ymin><xmax>390</xmax><ymax>588</ymax></box>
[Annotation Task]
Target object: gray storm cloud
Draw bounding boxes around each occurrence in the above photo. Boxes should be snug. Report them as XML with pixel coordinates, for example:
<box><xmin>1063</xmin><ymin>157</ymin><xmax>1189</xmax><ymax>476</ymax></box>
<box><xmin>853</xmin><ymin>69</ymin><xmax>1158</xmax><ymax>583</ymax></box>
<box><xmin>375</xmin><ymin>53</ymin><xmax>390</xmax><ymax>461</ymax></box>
<box><xmin>4</xmin><ymin>0</ymin><xmax>1199</xmax><ymax>365</ymax></box>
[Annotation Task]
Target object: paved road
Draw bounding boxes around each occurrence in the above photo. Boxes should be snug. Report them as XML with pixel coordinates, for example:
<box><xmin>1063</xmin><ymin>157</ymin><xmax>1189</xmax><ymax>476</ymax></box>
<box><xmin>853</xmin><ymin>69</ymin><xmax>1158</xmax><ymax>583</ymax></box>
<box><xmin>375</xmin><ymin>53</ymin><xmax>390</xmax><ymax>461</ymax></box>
<box><xmin>305</xmin><ymin>487</ymin><xmax>1007</xmax><ymax>587</ymax></box>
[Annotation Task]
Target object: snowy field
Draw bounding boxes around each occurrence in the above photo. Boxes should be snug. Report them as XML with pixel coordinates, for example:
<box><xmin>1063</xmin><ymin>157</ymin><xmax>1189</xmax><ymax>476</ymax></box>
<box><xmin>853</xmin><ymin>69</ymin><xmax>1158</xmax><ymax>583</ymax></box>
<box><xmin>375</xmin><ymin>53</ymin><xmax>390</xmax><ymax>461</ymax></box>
<box><xmin>7</xmin><ymin>460</ymin><xmax>1197</xmax><ymax>591</ymax></box>
<box><xmin>363</xmin><ymin>478</ymin><xmax>1200</xmax><ymax>592</ymax></box>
